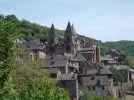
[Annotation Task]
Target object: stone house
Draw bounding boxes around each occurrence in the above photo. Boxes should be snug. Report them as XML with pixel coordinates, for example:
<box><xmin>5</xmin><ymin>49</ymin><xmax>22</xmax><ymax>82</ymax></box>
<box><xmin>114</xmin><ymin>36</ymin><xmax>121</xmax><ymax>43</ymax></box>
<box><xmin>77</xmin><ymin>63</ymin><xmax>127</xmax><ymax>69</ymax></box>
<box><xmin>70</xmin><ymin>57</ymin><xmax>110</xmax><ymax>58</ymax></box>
<box><xmin>77</xmin><ymin>44</ymin><xmax>101</xmax><ymax>63</ymax></box>
<box><xmin>116</xmin><ymin>65</ymin><xmax>130</xmax><ymax>83</ymax></box>
<box><xmin>57</xmin><ymin>74</ymin><xmax>78</xmax><ymax>100</ymax></box>
<box><xmin>106</xmin><ymin>49</ymin><xmax>125</xmax><ymax>62</ymax></box>
<box><xmin>80</xmin><ymin>60</ymin><xmax>113</xmax><ymax>97</ymax></box>
<box><xmin>115</xmin><ymin>65</ymin><xmax>134</xmax><ymax>84</ymax></box>
<box><xmin>24</xmin><ymin>41</ymin><xmax>46</xmax><ymax>60</ymax></box>
<box><xmin>101</xmin><ymin>55</ymin><xmax>118</xmax><ymax>68</ymax></box>
<box><xmin>15</xmin><ymin>40</ymin><xmax>46</xmax><ymax>60</ymax></box>
<box><xmin>41</xmin><ymin>55</ymin><xmax>80</xmax><ymax>100</ymax></box>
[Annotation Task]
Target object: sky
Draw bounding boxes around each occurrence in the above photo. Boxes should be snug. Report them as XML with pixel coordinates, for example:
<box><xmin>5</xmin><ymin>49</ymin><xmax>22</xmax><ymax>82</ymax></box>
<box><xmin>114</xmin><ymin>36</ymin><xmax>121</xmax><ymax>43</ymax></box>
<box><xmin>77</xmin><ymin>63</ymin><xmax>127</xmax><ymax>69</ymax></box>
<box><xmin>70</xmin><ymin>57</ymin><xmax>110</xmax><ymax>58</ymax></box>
<box><xmin>0</xmin><ymin>0</ymin><xmax>134</xmax><ymax>42</ymax></box>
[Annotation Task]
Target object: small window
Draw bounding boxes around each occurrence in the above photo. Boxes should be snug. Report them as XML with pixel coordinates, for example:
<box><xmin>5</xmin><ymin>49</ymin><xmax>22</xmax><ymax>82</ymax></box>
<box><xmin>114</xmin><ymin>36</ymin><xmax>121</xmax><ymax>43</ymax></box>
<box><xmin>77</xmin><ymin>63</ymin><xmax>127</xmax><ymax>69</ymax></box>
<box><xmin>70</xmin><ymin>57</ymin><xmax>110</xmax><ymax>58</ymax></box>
<box><xmin>93</xmin><ymin>86</ymin><xmax>95</xmax><ymax>90</ymax></box>
<box><xmin>108</xmin><ymin>75</ymin><xmax>111</xmax><ymax>79</ymax></box>
<box><xmin>97</xmin><ymin>80</ymin><xmax>100</xmax><ymax>85</ymax></box>
<box><xmin>102</xmin><ymin>87</ymin><xmax>105</xmax><ymax>90</ymax></box>
<box><xmin>91</xmin><ymin>76</ymin><xmax>95</xmax><ymax>80</ymax></box>
<box><xmin>67</xmin><ymin>37</ymin><xmax>69</xmax><ymax>41</ymax></box>
<box><xmin>51</xmin><ymin>39</ymin><xmax>53</xmax><ymax>43</ymax></box>
<box><xmin>62</xmin><ymin>81</ymin><xmax>66</xmax><ymax>87</ymax></box>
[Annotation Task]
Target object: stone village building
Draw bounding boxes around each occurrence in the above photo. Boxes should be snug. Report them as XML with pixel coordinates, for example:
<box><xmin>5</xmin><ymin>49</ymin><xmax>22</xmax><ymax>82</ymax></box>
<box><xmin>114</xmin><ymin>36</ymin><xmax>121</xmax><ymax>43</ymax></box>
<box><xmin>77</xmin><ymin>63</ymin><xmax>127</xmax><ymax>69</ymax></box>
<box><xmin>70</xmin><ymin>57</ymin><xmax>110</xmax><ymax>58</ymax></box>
<box><xmin>15</xmin><ymin>22</ymin><xmax>120</xmax><ymax>100</ymax></box>
<box><xmin>40</xmin><ymin>22</ymin><xmax>115</xmax><ymax>100</ymax></box>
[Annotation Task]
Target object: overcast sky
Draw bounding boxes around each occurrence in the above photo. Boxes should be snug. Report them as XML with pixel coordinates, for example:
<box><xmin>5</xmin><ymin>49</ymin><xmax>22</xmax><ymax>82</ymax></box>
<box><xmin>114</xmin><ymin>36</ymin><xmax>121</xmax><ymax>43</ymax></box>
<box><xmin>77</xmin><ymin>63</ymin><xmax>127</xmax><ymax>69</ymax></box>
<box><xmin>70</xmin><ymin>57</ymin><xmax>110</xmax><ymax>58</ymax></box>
<box><xmin>0</xmin><ymin>0</ymin><xmax>134</xmax><ymax>42</ymax></box>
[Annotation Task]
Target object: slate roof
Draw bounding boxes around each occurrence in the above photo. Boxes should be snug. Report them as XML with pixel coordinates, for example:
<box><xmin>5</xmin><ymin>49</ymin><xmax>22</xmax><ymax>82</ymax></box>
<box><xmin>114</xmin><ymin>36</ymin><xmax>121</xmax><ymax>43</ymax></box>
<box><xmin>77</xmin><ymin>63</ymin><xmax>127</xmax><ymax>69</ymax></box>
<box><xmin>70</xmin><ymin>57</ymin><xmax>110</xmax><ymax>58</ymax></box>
<box><xmin>65</xmin><ymin>53</ymin><xmax>86</xmax><ymax>62</ymax></box>
<box><xmin>110</xmin><ymin>49</ymin><xmax>120</xmax><ymax>55</ymax></box>
<box><xmin>48</xmin><ymin>68</ymin><xmax>59</xmax><ymax>74</ymax></box>
<box><xmin>78</xmin><ymin>47</ymin><xmax>95</xmax><ymax>52</ymax></box>
<box><xmin>41</xmin><ymin>55</ymin><xmax>68</xmax><ymax>68</ymax></box>
<box><xmin>83</xmin><ymin>61</ymin><xmax>112</xmax><ymax>75</ymax></box>
<box><xmin>57</xmin><ymin>74</ymin><xmax>77</xmax><ymax>81</ymax></box>
<box><xmin>72</xmin><ymin>24</ymin><xmax>78</xmax><ymax>38</ymax></box>
<box><xmin>77</xmin><ymin>51</ymin><xmax>94</xmax><ymax>54</ymax></box>
<box><xmin>86</xmin><ymin>68</ymin><xmax>113</xmax><ymax>75</ymax></box>
<box><xmin>81</xmin><ymin>76</ymin><xmax>108</xmax><ymax>86</ymax></box>
<box><xmin>101</xmin><ymin>55</ymin><xmax>111</xmax><ymax>61</ymax></box>
<box><xmin>101</xmin><ymin>55</ymin><xmax>118</xmax><ymax>64</ymax></box>
<box><xmin>74</xmin><ymin>53</ymin><xmax>86</xmax><ymax>62</ymax></box>
<box><xmin>129</xmin><ymin>69</ymin><xmax>134</xmax><ymax>73</ymax></box>
<box><xmin>18</xmin><ymin>38</ymin><xmax>26</xmax><ymax>43</ymax></box>
<box><xmin>24</xmin><ymin>41</ymin><xmax>45</xmax><ymax>51</ymax></box>
<box><xmin>116</xmin><ymin>65</ymin><xmax>129</xmax><ymax>70</ymax></box>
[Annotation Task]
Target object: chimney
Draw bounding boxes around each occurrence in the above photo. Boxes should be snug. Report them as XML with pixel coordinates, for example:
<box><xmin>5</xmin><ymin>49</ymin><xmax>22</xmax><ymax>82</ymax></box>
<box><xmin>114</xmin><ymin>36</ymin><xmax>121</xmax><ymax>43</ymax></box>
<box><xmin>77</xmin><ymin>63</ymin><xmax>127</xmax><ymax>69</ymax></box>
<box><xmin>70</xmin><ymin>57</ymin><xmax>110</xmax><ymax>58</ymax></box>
<box><xmin>96</xmin><ymin>44</ymin><xmax>101</xmax><ymax>63</ymax></box>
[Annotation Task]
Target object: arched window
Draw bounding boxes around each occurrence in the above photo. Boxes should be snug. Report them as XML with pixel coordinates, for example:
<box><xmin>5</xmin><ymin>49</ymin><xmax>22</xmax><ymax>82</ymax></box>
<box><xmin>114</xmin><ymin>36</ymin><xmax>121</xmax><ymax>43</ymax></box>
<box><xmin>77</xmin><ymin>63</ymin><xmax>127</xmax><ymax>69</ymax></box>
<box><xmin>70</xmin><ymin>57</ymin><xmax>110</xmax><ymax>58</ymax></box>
<box><xmin>67</xmin><ymin>37</ymin><xmax>69</xmax><ymax>41</ymax></box>
<box><xmin>66</xmin><ymin>46</ymin><xmax>69</xmax><ymax>53</ymax></box>
<box><xmin>51</xmin><ymin>39</ymin><xmax>53</xmax><ymax>43</ymax></box>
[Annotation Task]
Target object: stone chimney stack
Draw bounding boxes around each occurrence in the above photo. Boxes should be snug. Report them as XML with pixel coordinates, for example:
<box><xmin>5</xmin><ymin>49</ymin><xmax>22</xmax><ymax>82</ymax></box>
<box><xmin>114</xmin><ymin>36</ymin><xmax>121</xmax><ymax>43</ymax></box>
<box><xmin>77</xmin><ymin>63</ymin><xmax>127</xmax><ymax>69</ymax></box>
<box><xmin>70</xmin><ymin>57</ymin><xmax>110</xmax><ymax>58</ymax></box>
<box><xmin>96</xmin><ymin>44</ymin><xmax>101</xmax><ymax>63</ymax></box>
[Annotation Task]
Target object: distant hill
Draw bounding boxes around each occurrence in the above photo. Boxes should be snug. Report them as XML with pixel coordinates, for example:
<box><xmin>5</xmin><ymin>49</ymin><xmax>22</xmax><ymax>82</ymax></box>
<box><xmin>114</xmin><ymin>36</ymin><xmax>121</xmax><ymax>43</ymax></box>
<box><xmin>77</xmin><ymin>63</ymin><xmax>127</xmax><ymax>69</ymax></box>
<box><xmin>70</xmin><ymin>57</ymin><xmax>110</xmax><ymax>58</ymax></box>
<box><xmin>1</xmin><ymin>14</ymin><xmax>134</xmax><ymax>56</ymax></box>
<box><xmin>103</xmin><ymin>41</ymin><xmax>134</xmax><ymax>56</ymax></box>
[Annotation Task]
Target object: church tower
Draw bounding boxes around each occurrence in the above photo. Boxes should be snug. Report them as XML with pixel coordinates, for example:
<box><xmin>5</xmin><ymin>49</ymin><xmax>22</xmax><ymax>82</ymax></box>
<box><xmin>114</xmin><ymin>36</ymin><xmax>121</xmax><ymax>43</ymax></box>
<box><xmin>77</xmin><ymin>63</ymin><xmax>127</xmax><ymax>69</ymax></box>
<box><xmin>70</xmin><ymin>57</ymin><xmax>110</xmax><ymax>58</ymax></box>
<box><xmin>48</xmin><ymin>23</ymin><xmax>59</xmax><ymax>44</ymax></box>
<box><xmin>48</xmin><ymin>23</ymin><xmax>59</xmax><ymax>55</ymax></box>
<box><xmin>64</xmin><ymin>22</ymin><xmax>78</xmax><ymax>54</ymax></box>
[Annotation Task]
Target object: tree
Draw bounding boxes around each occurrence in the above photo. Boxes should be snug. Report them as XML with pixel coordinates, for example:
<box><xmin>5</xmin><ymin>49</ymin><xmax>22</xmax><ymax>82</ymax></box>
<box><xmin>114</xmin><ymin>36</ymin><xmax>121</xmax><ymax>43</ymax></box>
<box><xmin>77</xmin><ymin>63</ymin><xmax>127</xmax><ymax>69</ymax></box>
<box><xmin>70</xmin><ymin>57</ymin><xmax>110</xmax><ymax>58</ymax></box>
<box><xmin>0</xmin><ymin>18</ymin><xmax>17</xmax><ymax>99</ymax></box>
<box><xmin>79</xmin><ymin>87</ymin><xmax>103</xmax><ymax>100</ymax></box>
<box><xmin>109</xmin><ymin>68</ymin><xmax>124</xmax><ymax>86</ymax></box>
<box><xmin>12</xmin><ymin>45</ymin><xmax>70</xmax><ymax>100</ymax></box>
<box><xmin>123</xmin><ymin>56</ymin><xmax>134</xmax><ymax>69</ymax></box>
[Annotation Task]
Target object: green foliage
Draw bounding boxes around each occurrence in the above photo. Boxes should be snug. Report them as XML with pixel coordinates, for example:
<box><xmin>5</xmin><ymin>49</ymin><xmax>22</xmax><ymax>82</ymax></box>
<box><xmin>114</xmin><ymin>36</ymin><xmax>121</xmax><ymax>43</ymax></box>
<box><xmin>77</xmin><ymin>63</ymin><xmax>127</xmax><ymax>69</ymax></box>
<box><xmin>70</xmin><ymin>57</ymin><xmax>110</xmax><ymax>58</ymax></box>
<box><xmin>0</xmin><ymin>14</ymin><xmax>66</xmax><ymax>44</ymax></box>
<box><xmin>100</xmin><ymin>45</ymin><xmax>109</xmax><ymax>55</ymax></box>
<box><xmin>123</xmin><ymin>56</ymin><xmax>134</xmax><ymax>69</ymax></box>
<box><xmin>104</xmin><ymin>40</ymin><xmax>134</xmax><ymax>56</ymax></box>
<box><xmin>109</xmin><ymin>68</ymin><xmax>124</xmax><ymax>86</ymax></box>
<box><xmin>12</xmin><ymin>47</ymin><xmax>69</xmax><ymax>100</ymax></box>
<box><xmin>79</xmin><ymin>87</ymin><xmax>103</xmax><ymax>100</ymax></box>
<box><xmin>104</xmin><ymin>96</ymin><xmax>119</xmax><ymax>100</ymax></box>
<box><xmin>17</xmin><ymin>81</ymin><xmax>69</xmax><ymax>100</ymax></box>
<box><xmin>0</xmin><ymin>18</ymin><xmax>17</xmax><ymax>99</ymax></box>
<box><xmin>78</xmin><ymin>35</ymin><xmax>101</xmax><ymax>43</ymax></box>
<box><xmin>0</xmin><ymin>16</ymin><xmax>69</xmax><ymax>99</ymax></box>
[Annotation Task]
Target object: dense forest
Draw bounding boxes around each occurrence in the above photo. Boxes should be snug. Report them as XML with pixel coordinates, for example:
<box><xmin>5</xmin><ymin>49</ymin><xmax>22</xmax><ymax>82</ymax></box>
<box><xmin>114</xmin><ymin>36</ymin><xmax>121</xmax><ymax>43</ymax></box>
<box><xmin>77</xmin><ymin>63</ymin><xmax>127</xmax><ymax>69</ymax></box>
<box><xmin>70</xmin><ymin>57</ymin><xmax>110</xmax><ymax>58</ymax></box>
<box><xmin>1</xmin><ymin>14</ymin><xmax>134</xmax><ymax>56</ymax></box>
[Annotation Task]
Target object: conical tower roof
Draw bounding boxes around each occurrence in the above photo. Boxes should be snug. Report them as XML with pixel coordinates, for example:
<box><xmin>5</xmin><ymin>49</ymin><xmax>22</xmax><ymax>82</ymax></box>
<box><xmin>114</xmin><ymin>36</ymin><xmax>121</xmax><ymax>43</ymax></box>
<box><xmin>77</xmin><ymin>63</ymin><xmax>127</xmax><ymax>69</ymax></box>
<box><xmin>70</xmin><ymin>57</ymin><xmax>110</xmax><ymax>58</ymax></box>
<box><xmin>64</xmin><ymin>22</ymin><xmax>73</xmax><ymax>35</ymax></box>
<box><xmin>49</xmin><ymin>23</ymin><xmax>58</xmax><ymax>37</ymax></box>
<box><xmin>72</xmin><ymin>23</ymin><xmax>78</xmax><ymax>38</ymax></box>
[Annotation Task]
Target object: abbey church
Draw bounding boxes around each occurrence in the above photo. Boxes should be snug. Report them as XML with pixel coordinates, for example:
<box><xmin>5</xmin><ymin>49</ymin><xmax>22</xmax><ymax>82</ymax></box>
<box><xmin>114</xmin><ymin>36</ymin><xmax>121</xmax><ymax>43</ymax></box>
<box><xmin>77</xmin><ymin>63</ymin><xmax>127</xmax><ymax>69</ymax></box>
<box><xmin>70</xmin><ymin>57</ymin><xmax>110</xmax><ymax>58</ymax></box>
<box><xmin>47</xmin><ymin>22</ymin><xmax>83</xmax><ymax>55</ymax></box>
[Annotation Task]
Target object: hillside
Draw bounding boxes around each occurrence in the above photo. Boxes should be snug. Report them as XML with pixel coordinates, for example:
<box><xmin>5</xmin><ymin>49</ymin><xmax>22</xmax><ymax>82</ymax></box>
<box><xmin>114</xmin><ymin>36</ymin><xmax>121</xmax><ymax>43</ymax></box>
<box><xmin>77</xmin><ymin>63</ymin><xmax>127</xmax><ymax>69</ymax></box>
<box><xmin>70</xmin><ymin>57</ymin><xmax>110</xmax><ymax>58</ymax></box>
<box><xmin>103</xmin><ymin>41</ymin><xmax>134</xmax><ymax>56</ymax></box>
<box><xmin>1</xmin><ymin>14</ymin><xmax>134</xmax><ymax>56</ymax></box>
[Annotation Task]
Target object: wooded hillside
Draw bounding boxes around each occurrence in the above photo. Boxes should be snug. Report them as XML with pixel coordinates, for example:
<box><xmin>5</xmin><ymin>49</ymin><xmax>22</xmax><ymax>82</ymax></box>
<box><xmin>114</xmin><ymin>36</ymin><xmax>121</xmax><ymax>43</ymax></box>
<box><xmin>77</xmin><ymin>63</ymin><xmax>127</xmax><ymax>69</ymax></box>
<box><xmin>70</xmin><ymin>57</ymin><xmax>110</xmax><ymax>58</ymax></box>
<box><xmin>1</xmin><ymin>14</ymin><xmax>134</xmax><ymax>56</ymax></box>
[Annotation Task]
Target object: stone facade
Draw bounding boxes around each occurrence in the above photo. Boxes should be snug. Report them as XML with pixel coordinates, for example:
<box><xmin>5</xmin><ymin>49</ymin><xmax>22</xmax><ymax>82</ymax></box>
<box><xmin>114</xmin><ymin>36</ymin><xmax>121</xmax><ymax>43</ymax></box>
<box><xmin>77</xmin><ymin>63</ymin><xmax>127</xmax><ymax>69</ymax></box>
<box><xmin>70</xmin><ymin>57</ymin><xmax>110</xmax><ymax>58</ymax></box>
<box><xmin>47</xmin><ymin>22</ymin><xmax>81</xmax><ymax>55</ymax></box>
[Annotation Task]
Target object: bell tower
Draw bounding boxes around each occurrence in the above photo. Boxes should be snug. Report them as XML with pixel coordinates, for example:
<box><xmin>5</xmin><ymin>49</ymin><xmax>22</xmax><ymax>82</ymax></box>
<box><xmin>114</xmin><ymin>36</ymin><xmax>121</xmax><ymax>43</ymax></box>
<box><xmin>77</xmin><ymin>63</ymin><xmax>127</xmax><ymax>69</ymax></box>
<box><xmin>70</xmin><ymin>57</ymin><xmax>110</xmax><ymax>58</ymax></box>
<box><xmin>64</xmin><ymin>22</ymin><xmax>78</xmax><ymax>54</ymax></box>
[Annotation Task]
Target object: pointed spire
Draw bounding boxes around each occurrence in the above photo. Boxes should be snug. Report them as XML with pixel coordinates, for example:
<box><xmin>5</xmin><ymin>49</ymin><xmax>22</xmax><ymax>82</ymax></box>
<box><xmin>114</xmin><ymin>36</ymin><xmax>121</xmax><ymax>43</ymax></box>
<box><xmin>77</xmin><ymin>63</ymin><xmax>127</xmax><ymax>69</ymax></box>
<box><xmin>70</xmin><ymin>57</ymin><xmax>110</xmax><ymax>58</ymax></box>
<box><xmin>50</xmin><ymin>23</ymin><xmax>58</xmax><ymax>37</ymax></box>
<box><xmin>65</xmin><ymin>21</ymin><xmax>73</xmax><ymax>35</ymax></box>
<box><xmin>72</xmin><ymin>23</ymin><xmax>78</xmax><ymax>37</ymax></box>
